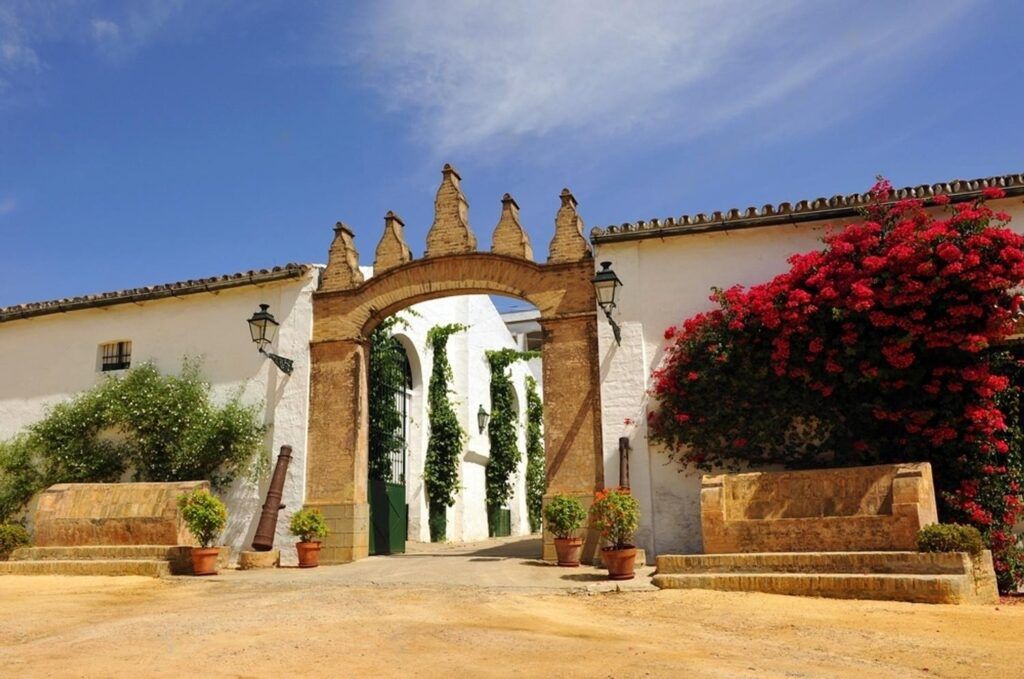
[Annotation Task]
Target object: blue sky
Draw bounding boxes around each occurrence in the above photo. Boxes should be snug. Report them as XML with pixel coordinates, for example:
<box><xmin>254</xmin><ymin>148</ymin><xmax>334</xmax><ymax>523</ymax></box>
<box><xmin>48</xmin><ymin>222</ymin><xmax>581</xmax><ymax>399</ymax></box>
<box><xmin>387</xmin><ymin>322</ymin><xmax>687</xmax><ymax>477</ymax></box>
<box><xmin>1</xmin><ymin>0</ymin><xmax>1022</xmax><ymax>308</ymax></box>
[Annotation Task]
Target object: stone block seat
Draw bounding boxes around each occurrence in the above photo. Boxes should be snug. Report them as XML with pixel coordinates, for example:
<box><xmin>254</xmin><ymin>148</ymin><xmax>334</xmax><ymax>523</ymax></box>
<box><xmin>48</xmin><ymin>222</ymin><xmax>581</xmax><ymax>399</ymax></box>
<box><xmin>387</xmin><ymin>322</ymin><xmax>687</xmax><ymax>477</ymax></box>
<box><xmin>0</xmin><ymin>481</ymin><xmax>211</xmax><ymax>578</ymax></box>
<box><xmin>651</xmin><ymin>463</ymin><xmax>999</xmax><ymax>604</ymax></box>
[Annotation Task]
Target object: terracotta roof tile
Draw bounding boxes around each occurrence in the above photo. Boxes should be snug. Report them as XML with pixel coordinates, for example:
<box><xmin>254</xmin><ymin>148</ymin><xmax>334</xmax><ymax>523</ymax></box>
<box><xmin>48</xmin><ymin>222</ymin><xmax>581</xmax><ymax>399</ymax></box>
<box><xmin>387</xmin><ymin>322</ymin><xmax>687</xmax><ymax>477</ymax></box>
<box><xmin>591</xmin><ymin>172</ymin><xmax>1024</xmax><ymax>244</ymax></box>
<box><xmin>0</xmin><ymin>263</ymin><xmax>316</xmax><ymax>323</ymax></box>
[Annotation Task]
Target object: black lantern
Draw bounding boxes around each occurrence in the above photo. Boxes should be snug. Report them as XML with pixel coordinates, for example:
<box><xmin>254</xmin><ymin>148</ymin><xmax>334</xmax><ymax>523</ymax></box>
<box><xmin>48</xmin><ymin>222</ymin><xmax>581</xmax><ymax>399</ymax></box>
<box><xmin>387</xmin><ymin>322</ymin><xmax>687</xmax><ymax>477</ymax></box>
<box><xmin>478</xmin><ymin>404</ymin><xmax>490</xmax><ymax>434</ymax></box>
<box><xmin>246</xmin><ymin>304</ymin><xmax>294</xmax><ymax>375</ymax></box>
<box><xmin>592</xmin><ymin>261</ymin><xmax>623</xmax><ymax>345</ymax></box>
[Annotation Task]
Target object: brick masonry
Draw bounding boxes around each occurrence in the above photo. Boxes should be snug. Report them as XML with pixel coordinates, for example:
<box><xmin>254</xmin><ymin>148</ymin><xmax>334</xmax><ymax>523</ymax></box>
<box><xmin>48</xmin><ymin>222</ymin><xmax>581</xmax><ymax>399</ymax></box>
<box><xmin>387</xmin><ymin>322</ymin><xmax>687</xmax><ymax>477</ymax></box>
<box><xmin>701</xmin><ymin>463</ymin><xmax>938</xmax><ymax>553</ymax></box>
<box><xmin>33</xmin><ymin>481</ymin><xmax>209</xmax><ymax>547</ymax></box>
<box><xmin>373</xmin><ymin>211</ymin><xmax>413</xmax><ymax>273</ymax></box>
<box><xmin>309</xmin><ymin>165</ymin><xmax>604</xmax><ymax>564</ymax></box>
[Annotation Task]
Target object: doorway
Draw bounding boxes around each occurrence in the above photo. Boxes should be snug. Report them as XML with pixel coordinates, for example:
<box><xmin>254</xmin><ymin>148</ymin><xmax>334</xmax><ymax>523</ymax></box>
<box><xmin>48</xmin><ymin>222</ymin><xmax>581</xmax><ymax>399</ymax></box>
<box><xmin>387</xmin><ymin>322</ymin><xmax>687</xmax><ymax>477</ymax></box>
<box><xmin>369</xmin><ymin>336</ymin><xmax>411</xmax><ymax>555</ymax></box>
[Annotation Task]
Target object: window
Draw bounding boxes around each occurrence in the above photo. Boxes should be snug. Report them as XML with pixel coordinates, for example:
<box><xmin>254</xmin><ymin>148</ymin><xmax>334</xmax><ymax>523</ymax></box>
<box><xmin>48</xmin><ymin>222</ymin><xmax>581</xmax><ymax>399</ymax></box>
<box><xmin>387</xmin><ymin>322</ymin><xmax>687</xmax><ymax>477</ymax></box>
<box><xmin>525</xmin><ymin>330</ymin><xmax>543</xmax><ymax>352</ymax></box>
<box><xmin>99</xmin><ymin>341</ymin><xmax>132</xmax><ymax>372</ymax></box>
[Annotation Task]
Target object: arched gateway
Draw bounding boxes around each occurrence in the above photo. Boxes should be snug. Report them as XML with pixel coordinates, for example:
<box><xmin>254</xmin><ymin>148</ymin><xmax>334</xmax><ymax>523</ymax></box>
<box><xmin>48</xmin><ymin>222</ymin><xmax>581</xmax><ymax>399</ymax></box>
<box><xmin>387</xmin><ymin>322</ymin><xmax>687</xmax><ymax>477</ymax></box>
<box><xmin>306</xmin><ymin>165</ymin><xmax>605</xmax><ymax>563</ymax></box>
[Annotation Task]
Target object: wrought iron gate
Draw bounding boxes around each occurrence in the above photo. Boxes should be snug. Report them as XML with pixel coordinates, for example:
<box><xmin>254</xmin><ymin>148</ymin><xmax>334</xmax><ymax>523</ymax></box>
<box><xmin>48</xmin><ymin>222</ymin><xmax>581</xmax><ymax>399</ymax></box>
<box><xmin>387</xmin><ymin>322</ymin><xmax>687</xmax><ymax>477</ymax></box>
<box><xmin>369</xmin><ymin>337</ymin><xmax>410</xmax><ymax>555</ymax></box>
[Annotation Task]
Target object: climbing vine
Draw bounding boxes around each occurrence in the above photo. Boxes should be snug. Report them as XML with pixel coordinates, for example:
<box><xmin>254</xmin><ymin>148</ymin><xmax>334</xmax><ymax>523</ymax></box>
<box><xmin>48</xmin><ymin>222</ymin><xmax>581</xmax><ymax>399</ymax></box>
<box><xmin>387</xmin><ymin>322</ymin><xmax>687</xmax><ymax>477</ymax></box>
<box><xmin>424</xmin><ymin>323</ymin><xmax>469</xmax><ymax>541</ymax></box>
<box><xmin>484</xmin><ymin>349</ymin><xmax>538</xmax><ymax>531</ymax></box>
<box><xmin>525</xmin><ymin>375</ymin><xmax>545</xmax><ymax>533</ymax></box>
<box><xmin>0</xmin><ymin>360</ymin><xmax>265</xmax><ymax>523</ymax></box>
<box><xmin>368</xmin><ymin>314</ymin><xmax>413</xmax><ymax>483</ymax></box>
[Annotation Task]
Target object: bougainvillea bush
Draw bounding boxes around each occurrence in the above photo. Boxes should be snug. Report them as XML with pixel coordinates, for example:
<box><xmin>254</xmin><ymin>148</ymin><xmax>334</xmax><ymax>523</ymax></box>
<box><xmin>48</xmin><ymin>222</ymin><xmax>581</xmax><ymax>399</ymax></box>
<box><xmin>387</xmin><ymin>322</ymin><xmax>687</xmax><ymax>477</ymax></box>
<box><xmin>648</xmin><ymin>181</ymin><xmax>1024</xmax><ymax>591</ymax></box>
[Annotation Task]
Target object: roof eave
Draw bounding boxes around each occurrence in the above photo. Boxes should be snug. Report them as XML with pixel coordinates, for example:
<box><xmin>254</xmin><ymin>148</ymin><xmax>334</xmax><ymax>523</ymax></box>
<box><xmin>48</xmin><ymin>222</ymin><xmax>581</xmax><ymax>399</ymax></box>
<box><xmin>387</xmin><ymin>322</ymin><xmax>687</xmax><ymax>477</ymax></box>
<box><xmin>0</xmin><ymin>264</ymin><xmax>314</xmax><ymax>324</ymax></box>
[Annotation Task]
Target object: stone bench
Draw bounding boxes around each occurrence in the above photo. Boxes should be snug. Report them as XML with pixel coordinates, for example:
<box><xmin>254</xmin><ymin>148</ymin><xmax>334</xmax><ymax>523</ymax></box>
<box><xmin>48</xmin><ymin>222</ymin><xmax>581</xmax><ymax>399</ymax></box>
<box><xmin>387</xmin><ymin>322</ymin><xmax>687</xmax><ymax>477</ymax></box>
<box><xmin>33</xmin><ymin>481</ymin><xmax>209</xmax><ymax>547</ymax></box>
<box><xmin>700</xmin><ymin>462</ymin><xmax>938</xmax><ymax>553</ymax></box>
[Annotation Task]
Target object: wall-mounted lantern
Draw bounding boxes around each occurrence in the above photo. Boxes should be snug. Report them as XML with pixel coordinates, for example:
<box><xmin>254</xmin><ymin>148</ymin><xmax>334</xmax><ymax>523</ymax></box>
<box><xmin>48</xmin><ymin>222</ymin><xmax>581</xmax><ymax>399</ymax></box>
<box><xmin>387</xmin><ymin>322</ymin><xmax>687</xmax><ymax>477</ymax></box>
<box><xmin>247</xmin><ymin>304</ymin><xmax>294</xmax><ymax>375</ymax></box>
<box><xmin>477</xmin><ymin>404</ymin><xmax>490</xmax><ymax>434</ymax></box>
<box><xmin>592</xmin><ymin>261</ymin><xmax>623</xmax><ymax>345</ymax></box>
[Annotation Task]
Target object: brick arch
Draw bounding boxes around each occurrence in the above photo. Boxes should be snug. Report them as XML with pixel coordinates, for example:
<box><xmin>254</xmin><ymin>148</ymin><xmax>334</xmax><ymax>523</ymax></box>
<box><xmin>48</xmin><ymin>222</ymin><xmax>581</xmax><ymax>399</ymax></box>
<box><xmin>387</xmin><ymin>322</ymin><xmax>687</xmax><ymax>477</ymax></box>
<box><xmin>305</xmin><ymin>165</ymin><xmax>604</xmax><ymax>563</ymax></box>
<box><xmin>314</xmin><ymin>253</ymin><xmax>593</xmax><ymax>340</ymax></box>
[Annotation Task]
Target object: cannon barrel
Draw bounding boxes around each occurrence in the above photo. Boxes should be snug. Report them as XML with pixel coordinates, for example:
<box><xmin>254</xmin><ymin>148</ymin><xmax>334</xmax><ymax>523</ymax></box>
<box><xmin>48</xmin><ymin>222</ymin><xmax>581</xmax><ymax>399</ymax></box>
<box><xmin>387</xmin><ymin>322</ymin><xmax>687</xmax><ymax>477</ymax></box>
<box><xmin>252</xmin><ymin>445</ymin><xmax>293</xmax><ymax>551</ymax></box>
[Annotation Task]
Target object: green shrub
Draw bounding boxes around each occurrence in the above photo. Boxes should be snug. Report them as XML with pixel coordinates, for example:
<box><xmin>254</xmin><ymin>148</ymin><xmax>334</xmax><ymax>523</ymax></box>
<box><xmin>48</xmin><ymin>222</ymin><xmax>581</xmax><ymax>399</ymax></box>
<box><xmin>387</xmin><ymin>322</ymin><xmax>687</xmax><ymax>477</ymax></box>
<box><xmin>0</xmin><ymin>523</ymin><xmax>30</xmax><ymax>560</ymax></box>
<box><xmin>543</xmin><ymin>494</ymin><xmax>587</xmax><ymax>539</ymax></box>
<box><xmin>917</xmin><ymin>523</ymin><xmax>985</xmax><ymax>556</ymax></box>
<box><xmin>289</xmin><ymin>507</ymin><xmax>328</xmax><ymax>543</ymax></box>
<box><xmin>177</xmin><ymin>489</ymin><xmax>228</xmax><ymax>548</ymax></box>
<box><xmin>590</xmin><ymin>488</ymin><xmax>640</xmax><ymax>550</ymax></box>
<box><xmin>0</xmin><ymin>360</ymin><xmax>266</xmax><ymax>524</ymax></box>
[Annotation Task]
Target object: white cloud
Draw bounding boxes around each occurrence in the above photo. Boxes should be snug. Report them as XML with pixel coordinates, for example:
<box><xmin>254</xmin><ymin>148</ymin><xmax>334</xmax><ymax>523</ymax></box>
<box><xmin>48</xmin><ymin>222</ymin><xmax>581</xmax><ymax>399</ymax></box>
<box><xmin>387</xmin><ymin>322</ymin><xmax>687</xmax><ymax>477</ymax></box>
<box><xmin>0</xmin><ymin>0</ymin><xmax>187</xmax><ymax>98</ymax></box>
<box><xmin>91</xmin><ymin>19</ymin><xmax>120</xmax><ymax>42</ymax></box>
<box><xmin>351</xmin><ymin>0</ymin><xmax>975</xmax><ymax>154</ymax></box>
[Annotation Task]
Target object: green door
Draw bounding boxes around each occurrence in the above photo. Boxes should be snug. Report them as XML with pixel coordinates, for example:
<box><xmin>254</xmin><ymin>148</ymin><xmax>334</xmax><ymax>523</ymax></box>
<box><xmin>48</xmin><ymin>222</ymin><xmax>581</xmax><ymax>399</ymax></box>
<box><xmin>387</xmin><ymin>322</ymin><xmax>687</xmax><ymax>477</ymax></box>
<box><xmin>368</xmin><ymin>336</ymin><xmax>410</xmax><ymax>555</ymax></box>
<box><xmin>487</xmin><ymin>505</ymin><xmax>512</xmax><ymax>538</ymax></box>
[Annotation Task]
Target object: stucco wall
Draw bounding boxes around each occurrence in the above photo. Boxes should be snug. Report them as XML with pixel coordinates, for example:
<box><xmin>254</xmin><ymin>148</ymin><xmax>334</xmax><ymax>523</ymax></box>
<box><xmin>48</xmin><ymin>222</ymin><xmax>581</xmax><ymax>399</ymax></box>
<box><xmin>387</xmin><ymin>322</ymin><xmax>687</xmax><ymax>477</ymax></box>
<box><xmin>0</xmin><ymin>270</ymin><xmax>318</xmax><ymax>564</ymax></box>
<box><xmin>0</xmin><ymin>265</ymin><xmax>536</xmax><ymax>557</ymax></box>
<box><xmin>594</xmin><ymin>195</ymin><xmax>1024</xmax><ymax>558</ymax></box>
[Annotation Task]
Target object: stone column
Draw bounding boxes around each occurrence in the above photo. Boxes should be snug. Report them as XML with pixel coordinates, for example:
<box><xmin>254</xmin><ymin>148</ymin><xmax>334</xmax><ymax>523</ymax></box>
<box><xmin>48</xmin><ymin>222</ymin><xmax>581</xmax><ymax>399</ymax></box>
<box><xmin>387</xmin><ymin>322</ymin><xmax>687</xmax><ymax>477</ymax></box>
<box><xmin>305</xmin><ymin>338</ymin><xmax>370</xmax><ymax>563</ymax></box>
<box><xmin>539</xmin><ymin>313</ymin><xmax>604</xmax><ymax>562</ymax></box>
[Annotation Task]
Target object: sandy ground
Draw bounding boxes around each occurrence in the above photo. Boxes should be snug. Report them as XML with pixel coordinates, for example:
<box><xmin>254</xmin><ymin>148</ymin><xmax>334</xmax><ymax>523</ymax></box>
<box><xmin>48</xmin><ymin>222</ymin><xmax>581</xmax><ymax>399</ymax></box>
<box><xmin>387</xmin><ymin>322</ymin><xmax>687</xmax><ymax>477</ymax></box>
<box><xmin>1</xmin><ymin>540</ymin><xmax>1022</xmax><ymax>678</ymax></box>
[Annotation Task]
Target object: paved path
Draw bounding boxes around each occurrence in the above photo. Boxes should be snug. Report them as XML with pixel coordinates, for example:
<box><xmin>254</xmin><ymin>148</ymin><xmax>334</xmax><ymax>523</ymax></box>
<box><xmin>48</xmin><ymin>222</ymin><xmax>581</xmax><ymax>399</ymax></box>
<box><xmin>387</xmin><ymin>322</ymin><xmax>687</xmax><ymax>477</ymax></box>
<box><xmin>217</xmin><ymin>535</ymin><xmax>657</xmax><ymax>592</ymax></box>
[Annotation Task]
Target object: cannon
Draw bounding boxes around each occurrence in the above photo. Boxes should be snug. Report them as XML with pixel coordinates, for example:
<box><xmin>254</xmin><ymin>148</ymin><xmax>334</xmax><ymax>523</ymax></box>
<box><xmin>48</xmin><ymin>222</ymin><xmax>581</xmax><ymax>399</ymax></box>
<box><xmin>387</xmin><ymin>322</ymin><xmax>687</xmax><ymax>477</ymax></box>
<box><xmin>252</xmin><ymin>445</ymin><xmax>293</xmax><ymax>551</ymax></box>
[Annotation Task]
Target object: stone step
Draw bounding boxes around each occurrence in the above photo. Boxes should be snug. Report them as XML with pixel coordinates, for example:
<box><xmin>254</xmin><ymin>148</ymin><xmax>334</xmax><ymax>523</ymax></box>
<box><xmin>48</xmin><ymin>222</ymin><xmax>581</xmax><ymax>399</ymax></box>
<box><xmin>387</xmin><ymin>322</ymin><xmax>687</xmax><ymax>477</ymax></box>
<box><xmin>0</xmin><ymin>559</ymin><xmax>171</xmax><ymax>578</ymax></box>
<box><xmin>12</xmin><ymin>545</ymin><xmax>191</xmax><ymax>562</ymax></box>
<box><xmin>656</xmin><ymin>551</ymin><xmax>971</xmax><ymax>576</ymax></box>
<box><xmin>651</xmin><ymin>571</ymin><xmax>981</xmax><ymax>605</ymax></box>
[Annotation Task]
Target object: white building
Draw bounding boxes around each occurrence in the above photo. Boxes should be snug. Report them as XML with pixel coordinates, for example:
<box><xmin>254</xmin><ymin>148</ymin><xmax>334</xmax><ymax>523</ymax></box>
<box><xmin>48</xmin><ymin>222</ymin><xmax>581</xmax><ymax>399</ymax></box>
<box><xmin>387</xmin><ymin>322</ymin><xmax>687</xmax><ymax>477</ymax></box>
<box><xmin>0</xmin><ymin>263</ymin><xmax>534</xmax><ymax>563</ymax></box>
<box><xmin>591</xmin><ymin>173</ymin><xmax>1024</xmax><ymax>558</ymax></box>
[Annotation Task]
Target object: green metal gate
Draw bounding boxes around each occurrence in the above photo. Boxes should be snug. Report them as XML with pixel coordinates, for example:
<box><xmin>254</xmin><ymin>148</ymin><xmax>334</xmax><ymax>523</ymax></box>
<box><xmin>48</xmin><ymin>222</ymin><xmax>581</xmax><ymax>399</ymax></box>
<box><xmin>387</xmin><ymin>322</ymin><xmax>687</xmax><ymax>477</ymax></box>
<box><xmin>369</xmin><ymin>337</ymin><xmax>410</xmax><ymax>555</ymax></box>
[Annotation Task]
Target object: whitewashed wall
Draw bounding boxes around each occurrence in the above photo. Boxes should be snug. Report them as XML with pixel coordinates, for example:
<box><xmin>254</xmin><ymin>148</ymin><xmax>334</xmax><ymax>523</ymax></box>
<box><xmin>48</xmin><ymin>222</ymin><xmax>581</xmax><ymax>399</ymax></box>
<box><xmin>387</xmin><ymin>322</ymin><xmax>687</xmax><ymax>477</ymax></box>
<box><xmin>594</xmin><ymin>195</ymin><xmax>1024</xmax><ymax>558</ymax></box>
<box><xmin>0</xmin><ymin>260</ymin><xmax>537</xmax><ymax>562</ymax></box>
<box><xmin>0</xmin><ymin>270</ymin><xmax>318</xmax><ymax>564</ymax></box>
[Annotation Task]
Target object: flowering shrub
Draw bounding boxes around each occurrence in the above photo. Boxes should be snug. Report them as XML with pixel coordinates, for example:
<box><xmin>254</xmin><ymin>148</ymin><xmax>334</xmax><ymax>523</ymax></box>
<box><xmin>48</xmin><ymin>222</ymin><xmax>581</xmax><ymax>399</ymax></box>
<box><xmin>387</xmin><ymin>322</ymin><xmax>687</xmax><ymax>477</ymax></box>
<box><xmin>590</xmin><ymin>488</ymin><xmax>640</xmax><ymax>550</ymax></box>
<box><xmin>0</xmin><ymin>360</ymin><xmax>265</xmax><ymax>523</ymax></box>
<box><xmin>649</xmin><ymin>180</ymin><xmax>1024</xmax><ymax>591</ymax></box>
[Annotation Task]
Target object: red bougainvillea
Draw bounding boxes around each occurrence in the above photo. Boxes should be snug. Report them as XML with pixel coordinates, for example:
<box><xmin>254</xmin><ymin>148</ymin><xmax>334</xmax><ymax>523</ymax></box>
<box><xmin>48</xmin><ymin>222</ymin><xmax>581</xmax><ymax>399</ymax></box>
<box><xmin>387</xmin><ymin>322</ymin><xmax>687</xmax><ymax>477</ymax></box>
<box><xmin>649</xmin><ymin>180</ymin><xmax>1024</xmax><ymax>591</ymax></box>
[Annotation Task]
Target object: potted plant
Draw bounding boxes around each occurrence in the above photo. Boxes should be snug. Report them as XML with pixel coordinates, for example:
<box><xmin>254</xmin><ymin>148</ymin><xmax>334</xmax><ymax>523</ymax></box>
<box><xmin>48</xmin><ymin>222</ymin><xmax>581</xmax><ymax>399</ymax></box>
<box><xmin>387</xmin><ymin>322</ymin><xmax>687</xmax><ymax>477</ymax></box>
<box><xmin>289</xmin><ymin>507</ymin><xmax>329</xmax><ymax>568</ymax></box>
<box><xmin>177</xmin><ymin>489</ymin><xmax>228</xmax><ymax>576</ymax></box>
<box><xmin>543</xmin><ymin>493</ymin><xmax>588</xmax><ymax>567</ymax></box>
<box><xmin>590</xmin><ymin>488</ymin><xmax>640</xmax><ymax>580</ymax></box>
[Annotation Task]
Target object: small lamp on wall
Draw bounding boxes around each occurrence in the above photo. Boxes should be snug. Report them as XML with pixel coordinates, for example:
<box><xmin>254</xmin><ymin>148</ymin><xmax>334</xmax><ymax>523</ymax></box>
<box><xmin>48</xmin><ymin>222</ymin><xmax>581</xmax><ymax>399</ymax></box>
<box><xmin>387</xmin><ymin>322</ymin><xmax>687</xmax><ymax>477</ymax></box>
<box><xmin>592</xmin><ymin>261</ymin><xmax>623</xmax><ymax>345</ymax></box>
<box><xmin>477</xmin><ymin>404</ymin><xmax>490</xmax><ymax>434</ymax></box>
<box><xmin>246</xmin><ymin>304</ymin><xmax>294</xmax><ymax>375</ymax></box>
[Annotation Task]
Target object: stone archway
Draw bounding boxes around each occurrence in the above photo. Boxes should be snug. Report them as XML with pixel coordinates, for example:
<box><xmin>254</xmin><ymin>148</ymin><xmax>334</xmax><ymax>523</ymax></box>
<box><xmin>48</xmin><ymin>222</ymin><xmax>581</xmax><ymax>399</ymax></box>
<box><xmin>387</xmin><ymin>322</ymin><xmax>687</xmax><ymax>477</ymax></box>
<box><xmin>306</xmin><ymin>165</ymin><xmax>604</xmax><ymax>564</ymax></box>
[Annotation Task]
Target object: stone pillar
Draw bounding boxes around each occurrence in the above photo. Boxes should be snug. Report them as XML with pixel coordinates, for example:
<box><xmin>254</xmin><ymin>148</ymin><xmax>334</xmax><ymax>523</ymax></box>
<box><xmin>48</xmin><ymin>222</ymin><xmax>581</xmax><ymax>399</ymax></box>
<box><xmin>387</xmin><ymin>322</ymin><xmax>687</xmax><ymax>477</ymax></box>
<box><xmin>539</xmin><ymin>313</ymin><xmax>604</xmax><ymax>562</ymax></box>
<box><xmin>305</xmin><ymin>338</ymin><xmax>370</xmax><ymax>563</ymax></box>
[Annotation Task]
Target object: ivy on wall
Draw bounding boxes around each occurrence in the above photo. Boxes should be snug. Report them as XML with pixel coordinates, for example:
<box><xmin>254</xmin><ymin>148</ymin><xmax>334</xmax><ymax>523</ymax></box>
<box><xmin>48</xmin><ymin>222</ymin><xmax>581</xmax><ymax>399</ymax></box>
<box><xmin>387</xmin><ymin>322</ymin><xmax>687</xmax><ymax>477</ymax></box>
<box><xmin>484</xmin><ymin>349</ymin><xmax>537</xmax><ymax>530</ymax></box>
<box><xmin>423</xmin><ymin>323</ymin><xmax>468</xmax><ymax>542</ymax></box>
<box><xmin>524</xmin><ymin>375</ymin><xmax>545</xmax><ymax>533</ymax></box>
<box><xmin>368</xmin><ymin>314</ymin><xmax>412</xmax><ymax>483</ymax></box>
<box><xmin>0</xmin><ymin>360</ymin><xmax>266</xmax><ymax>523</ymax></box>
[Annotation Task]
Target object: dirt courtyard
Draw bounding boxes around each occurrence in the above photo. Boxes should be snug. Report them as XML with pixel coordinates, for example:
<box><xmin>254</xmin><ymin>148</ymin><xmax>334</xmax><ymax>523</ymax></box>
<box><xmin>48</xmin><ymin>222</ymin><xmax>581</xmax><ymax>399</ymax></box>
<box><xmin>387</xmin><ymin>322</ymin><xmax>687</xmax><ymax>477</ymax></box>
<box><xmin>2</xmin><ymin>553</ymin><xmax>1022</xmax><ymax>679</ymax></box>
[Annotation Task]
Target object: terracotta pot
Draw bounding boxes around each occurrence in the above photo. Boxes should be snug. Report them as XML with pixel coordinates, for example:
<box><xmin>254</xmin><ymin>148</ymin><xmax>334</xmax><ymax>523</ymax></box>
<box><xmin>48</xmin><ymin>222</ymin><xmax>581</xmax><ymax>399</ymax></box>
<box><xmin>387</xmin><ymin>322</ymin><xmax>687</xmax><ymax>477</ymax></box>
<box><xmin>553</xmin><ymin>537</ymin><xmax>583</xmax><ymax>567</ymax></box>
<box><xmin>602</xmin><ymin>546</ymin><xmax>637</xmax><ymax>580</ymax></box>
<box><xmin>191</xmin><ymin>547</ymin><xmax>220</xmax><ymax>576</ymax></box>
<box><xmin>296</xmin><ymin>541</ymin><xmax>322</xmax><ymax>569</ymax></box>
